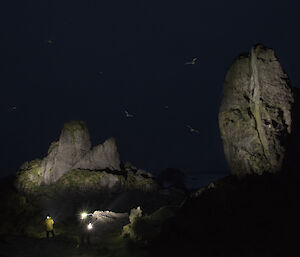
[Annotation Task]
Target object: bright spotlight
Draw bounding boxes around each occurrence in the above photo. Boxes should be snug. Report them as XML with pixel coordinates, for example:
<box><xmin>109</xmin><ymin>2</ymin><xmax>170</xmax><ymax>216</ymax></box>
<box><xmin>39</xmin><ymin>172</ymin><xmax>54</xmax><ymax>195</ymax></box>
<box><xmin>81</xmin><ymin>212</ymin><xmax>88</xmax><ymax>219</ymax></box>
<box><xmin>87</xmin><ymin>223</ymin><xmax>93</xmax><ymax>230</ymax></box>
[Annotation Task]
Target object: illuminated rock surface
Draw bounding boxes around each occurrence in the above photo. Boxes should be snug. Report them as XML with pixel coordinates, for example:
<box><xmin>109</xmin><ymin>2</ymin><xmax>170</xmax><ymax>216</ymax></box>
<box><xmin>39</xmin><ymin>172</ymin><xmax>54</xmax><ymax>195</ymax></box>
<box><xmin>90</xmin><ymin>210</ymin><xmax>129</xmax><ymax>234</ymax></box>
<box><xmin>73</xmin><ymin>137</ymin><xmax>120</xmax><ymax>172</ymax></box>
<box><xmin>41</xmin><ymin>121</ymin><xmax>91</xmax><ymax>184</ymax></box>
<box><xmin>15</xmin><ymin>121</ymin><xmax>163</xmax><ymax>195</ymax></box>
<box><xmin>40</xmin><ymin>120</ymin><xmax>121</xmax><ymax>184</ymax></box>
<box><xmin>13</xmin><ymin>121</ymin><xmax>176</xmax><ymax>214</ymax></box>
<box><xmin>219</xmin><ymin>44</ymin><xmax>294</xmax><ymax>177</ymax></box>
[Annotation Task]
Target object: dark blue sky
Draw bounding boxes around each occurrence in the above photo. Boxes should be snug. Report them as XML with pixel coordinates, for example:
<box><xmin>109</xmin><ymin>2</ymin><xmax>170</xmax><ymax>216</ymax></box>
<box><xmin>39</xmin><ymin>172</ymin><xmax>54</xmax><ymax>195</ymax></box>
<box><xmin>1</xmin><ymin>0</ymin><xmax>299</xmax><ymax>177</ymax></box>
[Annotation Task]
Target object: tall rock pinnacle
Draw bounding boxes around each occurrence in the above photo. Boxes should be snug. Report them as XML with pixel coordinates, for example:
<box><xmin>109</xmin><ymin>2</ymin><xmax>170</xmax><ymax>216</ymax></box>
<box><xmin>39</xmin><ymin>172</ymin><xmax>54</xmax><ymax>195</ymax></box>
<box><xmin>219</xmin><ymin>44</ymin><xmax>294</xmax><ymax>177</ymax></box>
<box><xmin>41</xmin><ymin>120</ymin><xmax>121</xmax><ymax>184</ymax></box>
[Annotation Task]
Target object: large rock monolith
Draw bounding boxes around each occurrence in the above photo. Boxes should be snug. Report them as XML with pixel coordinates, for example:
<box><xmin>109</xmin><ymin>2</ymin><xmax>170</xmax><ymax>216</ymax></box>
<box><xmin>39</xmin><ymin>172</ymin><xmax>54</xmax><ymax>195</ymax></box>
<box><xmin>219</xmin><ymin>44</ymin><xmax>294</xmax><ymax>177</ymax></box>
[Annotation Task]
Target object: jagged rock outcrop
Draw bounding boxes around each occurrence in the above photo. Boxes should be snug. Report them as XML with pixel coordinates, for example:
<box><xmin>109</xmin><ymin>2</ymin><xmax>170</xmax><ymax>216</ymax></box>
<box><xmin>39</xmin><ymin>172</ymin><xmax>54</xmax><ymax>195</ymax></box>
<box><xmin>73</xmin><ymin>137</ymin><xmax>120</xmax><ymax>171</ymax></box>
<box><xmin>41</xmin><ymin>121</ymin><xmax>121</xmax><ymax>184</ymax></box>
<box><xmin>219</xmin><ymin>44</ymin><xmax>294</xmax><ymax>177</ymax></box>
<box><xmin>14</xmin><ymin>121</ymin><xmax>162</xmax><ymax>197</ymax></box>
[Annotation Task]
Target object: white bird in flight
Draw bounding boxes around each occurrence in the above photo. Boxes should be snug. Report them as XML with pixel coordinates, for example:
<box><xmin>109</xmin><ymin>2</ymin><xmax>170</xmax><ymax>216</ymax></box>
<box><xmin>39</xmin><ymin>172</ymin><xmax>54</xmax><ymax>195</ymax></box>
<box><xmin>184</xmin><ymin>57</ymin><xmax>197</xmax><ymax>65</ymax></box>
<box><xmin>186</xmin><ymin>125</ymin><xmax>200</xmax><ymax>134</ymax></box>
<box><xmin>45</xmin><ymin>39</ymin><xmax>54</xmax><ymax>45</ymax></box>
<box><xmin>124</xmin><ymin>110</ymin><xmax>134</xmax><ymax>118</ymax></box>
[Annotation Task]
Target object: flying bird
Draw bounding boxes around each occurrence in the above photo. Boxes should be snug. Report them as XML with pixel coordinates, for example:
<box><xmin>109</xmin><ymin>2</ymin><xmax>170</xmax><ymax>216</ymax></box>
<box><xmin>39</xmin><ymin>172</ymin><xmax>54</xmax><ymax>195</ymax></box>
<box><xmin>186</xmin><ymin>125</ymin><xmax>200</xmax><ymax>134</ymax></box>
<box><xmin>184</xmin><ymin>57</ymin><xmax>197</xmax><ymax>65</ymax></box>
<box><xmin>124</xmin><ymin>110</ymin><xmax>134</xmax><ymax>118</ymax></box>
<box><xmin>45</xmin><ymin>39</ymin><xmax>54</xmax><ymax>45</ymax></box>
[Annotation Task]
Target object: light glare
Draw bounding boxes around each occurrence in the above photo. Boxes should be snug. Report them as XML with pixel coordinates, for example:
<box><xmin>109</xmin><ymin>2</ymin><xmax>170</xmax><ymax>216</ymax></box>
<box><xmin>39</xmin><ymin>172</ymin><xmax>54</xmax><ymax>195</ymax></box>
<box><xmin>81</xmin><ymin>212</ymin><xmax>88</xmax><ymax>219</ymax></box>
<box><xmin>87</xmin><ymin>223</ymin><xmax>93</xmax><ymax>230</ymax></box>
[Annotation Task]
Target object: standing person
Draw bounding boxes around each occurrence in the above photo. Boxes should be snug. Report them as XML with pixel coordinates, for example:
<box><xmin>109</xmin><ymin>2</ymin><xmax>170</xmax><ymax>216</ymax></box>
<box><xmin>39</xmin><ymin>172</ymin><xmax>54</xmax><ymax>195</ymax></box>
<box><xmin>80</xmin><ymin>221</ymin><xmax>92</xmax><ymax>245</ymax></box>
<box><xmin>45</xmin><ymin>214</ymin><xmax>55</xmax><ymax>238</ymax></box>
<box><xmin>79</xmin><ymin>213</ymin><xmax>93</xmax><ymax>245</ymax></box>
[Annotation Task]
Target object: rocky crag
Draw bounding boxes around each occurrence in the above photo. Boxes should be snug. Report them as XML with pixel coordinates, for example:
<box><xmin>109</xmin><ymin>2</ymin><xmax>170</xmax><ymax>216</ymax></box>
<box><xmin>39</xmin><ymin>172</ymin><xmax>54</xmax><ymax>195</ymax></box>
<box><xmin>219</xmin><ymin>44</ymin><xmax>295</xmax><ymax>177</ymax></box>
<box><xmin>14</xmin><ymin>121</ymin><xmax>157</xmax><ymax>194</ymax></box>
<box><xmin>42</xmin><ymin>120</ymin><xmax>121</xmax><ymax>184</ymax></box>
<box><xmin>14</xmin><ymin>121</ymin><xmax>187</xmax><ymax>217</ymax></box>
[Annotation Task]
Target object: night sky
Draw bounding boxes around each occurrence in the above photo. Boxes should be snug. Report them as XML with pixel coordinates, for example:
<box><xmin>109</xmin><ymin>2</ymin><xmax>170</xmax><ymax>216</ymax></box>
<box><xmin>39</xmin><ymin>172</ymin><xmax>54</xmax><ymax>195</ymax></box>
<box><xmin>1</xmin><ymin>1</ymin><xmax>300</xmax><ymax>178</ymax></box>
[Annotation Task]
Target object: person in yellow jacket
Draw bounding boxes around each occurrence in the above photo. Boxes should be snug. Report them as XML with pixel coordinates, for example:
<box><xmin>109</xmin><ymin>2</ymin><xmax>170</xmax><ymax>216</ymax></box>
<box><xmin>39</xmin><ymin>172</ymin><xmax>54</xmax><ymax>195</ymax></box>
<box><xmin>45</xmin><ymin>214</ymin><xmax>55</xmax><ymax>238</ymax></box>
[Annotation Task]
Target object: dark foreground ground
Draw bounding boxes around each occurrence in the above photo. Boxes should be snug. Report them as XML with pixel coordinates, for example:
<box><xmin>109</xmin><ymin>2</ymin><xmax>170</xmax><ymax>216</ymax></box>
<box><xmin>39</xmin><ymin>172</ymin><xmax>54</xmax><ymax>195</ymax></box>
<box><xmin>0</xmin><ymin>171</ymin><xmax>298</xmax><ymax>257</ymax></box>
<box><xmin>0</xmin><ymin>235</ymin><xmax>87</xmax><ymax>257</ymax></box>
<box><xmin>0</xmin><ymin>233</ymin><xmax>151</xmax><ymax>257</ymax></box>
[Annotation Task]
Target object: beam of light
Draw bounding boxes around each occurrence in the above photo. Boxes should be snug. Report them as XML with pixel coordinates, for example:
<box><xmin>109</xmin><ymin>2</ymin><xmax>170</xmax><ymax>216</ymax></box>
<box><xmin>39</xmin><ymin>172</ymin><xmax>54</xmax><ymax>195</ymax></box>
<box><xmin>87</xmin><ymin>223</ymin><xmax>93</xmax><ymax>230</ymax></box>
<box><xmin>106</xmin><ymin>191</ymin><xmax>132</xmax><ymax>210</ymax></box>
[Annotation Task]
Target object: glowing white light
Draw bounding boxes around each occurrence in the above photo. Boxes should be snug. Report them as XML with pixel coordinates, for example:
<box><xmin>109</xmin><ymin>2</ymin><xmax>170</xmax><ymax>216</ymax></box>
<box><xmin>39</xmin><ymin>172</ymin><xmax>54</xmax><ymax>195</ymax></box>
<box><xmin>81</xmin><ymin>212</ymin><xmax>88</xmax><ymax>219</ymax></box>
<box><xmin>46</xmin><ymin>216</ymin><xmax>50</xmax><ymax>219</ymax></box>
<box><xmin>87</xmin><ymin>223</ymin><xmax>93</xmax><ymax>230</ymax></box>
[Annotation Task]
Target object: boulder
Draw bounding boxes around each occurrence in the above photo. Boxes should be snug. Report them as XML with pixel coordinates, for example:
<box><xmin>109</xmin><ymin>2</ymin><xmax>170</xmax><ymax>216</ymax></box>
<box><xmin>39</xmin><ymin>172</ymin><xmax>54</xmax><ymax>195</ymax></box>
<box><xmin>219</xmin><ymin>44</ymin><xmax>294</xmax><ymax>177</ymax></box>
<box><xmin>91</xmin><ymin>210</ymin><xmax>129</xmax><ymax>235</ymax></box>
<box><xmin>14</xmin><ymin>159</ymin><xmax>43</xmax><ymax>193</ymax></box>
<box><xmin>122</xmin><ymin>205</ymin><xmax>177</xmax><ymax>241</ymax></box>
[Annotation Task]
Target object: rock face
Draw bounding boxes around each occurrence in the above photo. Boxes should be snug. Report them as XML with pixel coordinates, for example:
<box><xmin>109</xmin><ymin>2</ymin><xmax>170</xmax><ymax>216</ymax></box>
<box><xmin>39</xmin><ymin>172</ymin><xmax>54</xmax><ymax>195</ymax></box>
<box><xmin>219</xmin><ymin>44</ymin><xmax>294</xmax><ymax>177</ymax></box>
<box><xmin>15</xmin><ymin>120</ymin><xmax>162</xmax><ymax>196</ymax></box>
<box><xmin>91</xmin><ymin>211</ymin><xmax>129</xmax><ymax>235</ymax></box>
<box><xmin>73</xmin><ymin>138</ymin><xmax>120</xmax><ymax>171</ymax></box>
<box><xmin>14</xmin><ymin>159</ymin><xmax>43</xmax><ymax>193</ymax></box>
<box><xmin>41</xmin><ymin>120</ymin><xmax>121</xmax><ymax>184</ymax></box>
